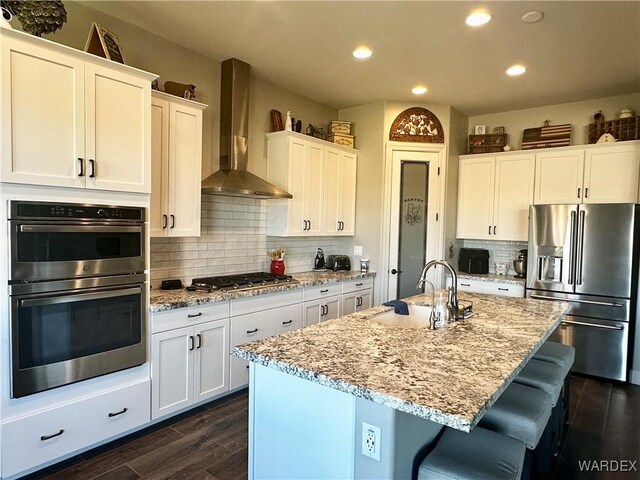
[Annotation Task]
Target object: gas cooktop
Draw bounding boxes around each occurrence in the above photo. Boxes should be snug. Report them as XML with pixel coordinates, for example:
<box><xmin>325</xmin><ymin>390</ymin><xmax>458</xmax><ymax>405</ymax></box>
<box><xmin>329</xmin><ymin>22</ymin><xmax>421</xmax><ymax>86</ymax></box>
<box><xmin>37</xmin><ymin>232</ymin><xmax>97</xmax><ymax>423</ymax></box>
<box><xmin>189</xmin><ymin>272</ymin><xmax>298</xmax><ymax>292</ymax></box>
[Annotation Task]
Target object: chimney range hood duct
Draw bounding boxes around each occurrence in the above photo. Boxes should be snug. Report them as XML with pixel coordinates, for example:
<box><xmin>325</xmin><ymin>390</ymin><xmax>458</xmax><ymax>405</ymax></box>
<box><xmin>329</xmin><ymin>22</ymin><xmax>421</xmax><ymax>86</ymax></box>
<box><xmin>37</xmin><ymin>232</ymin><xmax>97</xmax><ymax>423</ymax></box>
<box><xmin>201</xmin><ymin>58</ymin><xmax>292</xmax><ymax>199</ymax></box>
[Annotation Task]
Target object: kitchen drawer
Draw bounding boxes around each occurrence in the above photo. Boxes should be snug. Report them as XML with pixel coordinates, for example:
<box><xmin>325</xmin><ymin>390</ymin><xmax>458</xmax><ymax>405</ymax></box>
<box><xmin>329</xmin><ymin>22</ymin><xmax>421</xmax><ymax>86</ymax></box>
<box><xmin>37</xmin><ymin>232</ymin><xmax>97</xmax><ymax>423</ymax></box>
<box><xmin>231</xmin><ymin>303</ymin><xmax>303</xmax><ymax>347</ymax></box>
<box><xmin>342</xmin><ymin>277</ymin><xmax>374</xmax><ymax>294</ymax></box>
<box><xmin>304</xmin><ymin>283</ymin><xmax>342</xmax><ymax>301</ymax></box>
<box><xmin>152</xmin><ymin>301</ymin><xmax>230</xmax><ymax>334</ymax></box>
<box><xmin>2</xmin><ymin>380</ymin><xmax>150</xmax><ymax>477</ymax></box>
<box><xmin>231</xmin><ymin>289</ymin><xmax>303</xmax><ymax>317</ymax></box>
<box><xmin>230</xmin><ymin>355</ymin><xmax>250</xmax><ymax>390</ymax></box>
<box><xmin>454</xmin><ymin>278</ymin><xmax>525</xmax><ymax>297</ymax></box>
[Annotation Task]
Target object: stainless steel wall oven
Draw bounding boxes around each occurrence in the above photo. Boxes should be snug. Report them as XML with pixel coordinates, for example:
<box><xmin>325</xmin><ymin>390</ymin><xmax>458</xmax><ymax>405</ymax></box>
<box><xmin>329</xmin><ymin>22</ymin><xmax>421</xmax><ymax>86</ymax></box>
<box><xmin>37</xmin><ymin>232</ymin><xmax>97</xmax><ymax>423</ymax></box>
<box><xmin>8</xmin><ymin>201</ymin><xmax>147</xmax><ymax>398</ymax></box>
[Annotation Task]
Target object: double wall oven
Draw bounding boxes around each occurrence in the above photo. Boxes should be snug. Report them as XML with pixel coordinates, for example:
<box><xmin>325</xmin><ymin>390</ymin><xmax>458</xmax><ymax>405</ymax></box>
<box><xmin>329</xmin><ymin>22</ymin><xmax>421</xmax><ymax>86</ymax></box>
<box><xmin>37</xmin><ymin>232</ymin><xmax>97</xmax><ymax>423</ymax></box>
<box><xmin>9</xmin><ymin>201</ymin><xmax>147</xmax><ymax>398</ymax></box>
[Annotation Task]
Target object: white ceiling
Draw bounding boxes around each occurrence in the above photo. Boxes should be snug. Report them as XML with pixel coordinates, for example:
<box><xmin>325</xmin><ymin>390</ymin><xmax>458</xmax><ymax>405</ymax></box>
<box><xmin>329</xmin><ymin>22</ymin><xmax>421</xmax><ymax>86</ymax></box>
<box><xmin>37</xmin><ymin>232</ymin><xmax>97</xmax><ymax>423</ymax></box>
<box><xmin>84</xmin><ymin>1</ymin><xmax>640</xmax><ymax>116</ymax></box>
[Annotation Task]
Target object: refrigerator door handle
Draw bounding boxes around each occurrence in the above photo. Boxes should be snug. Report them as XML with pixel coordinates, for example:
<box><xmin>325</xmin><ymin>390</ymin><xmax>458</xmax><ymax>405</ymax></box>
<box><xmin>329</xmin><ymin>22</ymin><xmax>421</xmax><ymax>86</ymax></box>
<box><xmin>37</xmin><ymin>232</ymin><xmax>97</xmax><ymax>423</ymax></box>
<box><xmin>568</xmin><ymin>210</ymin><xmax>576</xmax><ymax>284</ymax></box>
<box><xmin>561</xmin><ymin>319</ymin><xmax>624</xmax><ymax>331</ymax></box>
<box><xmin>576</xmin><ymin>210</ymin><xmax>586</xmax><ymax>285</ymax></box>
<box><xmin>529</xmin><ymin>294</ymin><xmax>624</xmax><ymax>308</ymax></box>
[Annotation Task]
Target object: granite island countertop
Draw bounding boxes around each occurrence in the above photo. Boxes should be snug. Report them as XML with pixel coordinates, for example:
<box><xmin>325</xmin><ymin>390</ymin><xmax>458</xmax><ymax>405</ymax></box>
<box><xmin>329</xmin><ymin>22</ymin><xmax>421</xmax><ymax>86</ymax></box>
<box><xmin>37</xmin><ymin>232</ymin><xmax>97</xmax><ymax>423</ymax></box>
<box><xmin>233</xmin><ymin>292</ymin><xmax>569</xmax><ymax>432</ymax></box>
<box><xmin>149</xmin><ymin>270</ymin><xmax>376</xmax><ymax>312</ymax></box>
<box><xmin>457</xmin><ymin>272</ymin><xmax>526</xmax><ymax>285</ymax></box>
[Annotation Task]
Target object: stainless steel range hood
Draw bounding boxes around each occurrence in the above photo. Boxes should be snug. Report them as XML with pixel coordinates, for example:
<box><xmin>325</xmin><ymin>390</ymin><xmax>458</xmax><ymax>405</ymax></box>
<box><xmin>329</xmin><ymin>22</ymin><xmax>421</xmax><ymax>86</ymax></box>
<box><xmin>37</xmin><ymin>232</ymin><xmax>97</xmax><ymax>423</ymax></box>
<box><xmin>202</xmin><ymin>58</ymin><xmax>292</xmax><ymax>198</ymax></box>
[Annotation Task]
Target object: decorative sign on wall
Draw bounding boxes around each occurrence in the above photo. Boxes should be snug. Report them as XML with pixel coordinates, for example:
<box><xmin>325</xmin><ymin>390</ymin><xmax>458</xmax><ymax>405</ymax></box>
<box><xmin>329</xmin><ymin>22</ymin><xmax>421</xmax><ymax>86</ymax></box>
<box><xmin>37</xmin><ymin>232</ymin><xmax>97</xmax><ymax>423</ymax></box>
<box><xmin>389</xmin><ymin>107</ymin><xmax>444</xmax><ymax>143</ymax></box>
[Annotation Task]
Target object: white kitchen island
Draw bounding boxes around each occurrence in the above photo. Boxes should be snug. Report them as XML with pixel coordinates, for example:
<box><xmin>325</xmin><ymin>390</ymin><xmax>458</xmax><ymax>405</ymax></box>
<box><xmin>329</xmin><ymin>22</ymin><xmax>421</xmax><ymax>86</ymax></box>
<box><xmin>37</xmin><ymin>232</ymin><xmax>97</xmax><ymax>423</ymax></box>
<box><xmin>234</xmin><ymin>292</ymin><xmax>569</xmax><ymax>479</ymax></box>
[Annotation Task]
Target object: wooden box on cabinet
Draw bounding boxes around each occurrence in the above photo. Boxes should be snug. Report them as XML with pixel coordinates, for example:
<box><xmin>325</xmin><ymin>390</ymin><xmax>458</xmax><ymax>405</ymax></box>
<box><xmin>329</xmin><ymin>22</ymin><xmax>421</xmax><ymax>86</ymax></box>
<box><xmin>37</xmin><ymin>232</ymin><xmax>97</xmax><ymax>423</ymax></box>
<box><xmin>150</xmin><ymin>91</ymin><xmax>207</xmax><ymax>237</ymax></box>
<box><xmin>468</xmin><ymin>134</ymin><xmax>507</xmax><ymax>154</ymax></box>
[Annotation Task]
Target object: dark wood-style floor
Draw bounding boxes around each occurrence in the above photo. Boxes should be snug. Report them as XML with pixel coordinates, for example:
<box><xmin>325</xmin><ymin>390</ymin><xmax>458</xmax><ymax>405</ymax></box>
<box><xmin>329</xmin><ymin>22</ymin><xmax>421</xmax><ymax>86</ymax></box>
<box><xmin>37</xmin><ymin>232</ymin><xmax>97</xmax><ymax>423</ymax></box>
<box><xmin>24</xmin><ymin>376</ymin><xmax>640</xmax><ymax>480</ymax></box>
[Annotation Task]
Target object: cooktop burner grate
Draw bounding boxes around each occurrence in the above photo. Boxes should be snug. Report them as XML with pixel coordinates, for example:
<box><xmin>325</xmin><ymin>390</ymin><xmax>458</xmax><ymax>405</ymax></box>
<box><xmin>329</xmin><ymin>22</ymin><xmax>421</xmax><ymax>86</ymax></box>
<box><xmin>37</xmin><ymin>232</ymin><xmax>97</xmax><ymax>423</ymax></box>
<box><xmin>190</xmin><ymin>272</ymin><xmax>297</xmax><ymax>291</ymax></box>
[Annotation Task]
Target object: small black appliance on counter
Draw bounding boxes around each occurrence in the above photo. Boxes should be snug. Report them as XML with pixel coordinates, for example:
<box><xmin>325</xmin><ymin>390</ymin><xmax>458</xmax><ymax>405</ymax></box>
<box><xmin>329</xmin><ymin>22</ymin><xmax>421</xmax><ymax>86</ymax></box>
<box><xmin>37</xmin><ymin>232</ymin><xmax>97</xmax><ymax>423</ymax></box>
<box><xmin>458</xmin><ymin>248</ymin><xmax>490</xmax><ymax>274</ymax></box>
<box><xmin>326</xmin><ymin>255</ymin><xmax>351</xmax><ymax>271</ymax></box>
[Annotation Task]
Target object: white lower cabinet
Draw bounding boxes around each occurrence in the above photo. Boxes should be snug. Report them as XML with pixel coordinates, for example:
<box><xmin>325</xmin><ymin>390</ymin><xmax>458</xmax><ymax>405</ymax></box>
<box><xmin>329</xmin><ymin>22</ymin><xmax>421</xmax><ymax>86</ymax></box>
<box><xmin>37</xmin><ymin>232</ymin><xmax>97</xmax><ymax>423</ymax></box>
<box><xmin>229</xmin><ymin>294</ymin><xmax>304</xmax><ymax>390</ymax></box>
<box><xmin>2</xmin><ymin>380</ymin><xmax>150</xmax><ymax>478</ymax></box>
<box><xmin>151</xmin><ymin>303</ymin><xmax>230</xmax><ymax>420</ymax></box>
<box><xmin>304</xmin><ymin>297</ymin><xmax>342</xmax><ymax>326</ymax></box>
<box><xmin>450</xmin><ymin>277</ymin><xmax>525</xmax><ymax>297</ymax></box>
<box><xmin>342</xmin><ymin>278</ymin><xmax>374</xmax><ymax>314</ymax></box>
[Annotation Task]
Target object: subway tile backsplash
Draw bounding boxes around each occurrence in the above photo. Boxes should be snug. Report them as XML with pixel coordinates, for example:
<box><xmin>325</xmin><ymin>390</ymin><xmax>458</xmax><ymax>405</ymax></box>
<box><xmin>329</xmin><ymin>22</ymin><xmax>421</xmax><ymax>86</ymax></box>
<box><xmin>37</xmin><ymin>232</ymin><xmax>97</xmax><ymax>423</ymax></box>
<box><xmin>150</xmin><ymin>194</ymin><xmax>352</xmax><ymax>287</ymax></box>
<box><xmin>456</xmin><ymin>239</ymin><xmax>528</xmax><ymax>275</ymax></box>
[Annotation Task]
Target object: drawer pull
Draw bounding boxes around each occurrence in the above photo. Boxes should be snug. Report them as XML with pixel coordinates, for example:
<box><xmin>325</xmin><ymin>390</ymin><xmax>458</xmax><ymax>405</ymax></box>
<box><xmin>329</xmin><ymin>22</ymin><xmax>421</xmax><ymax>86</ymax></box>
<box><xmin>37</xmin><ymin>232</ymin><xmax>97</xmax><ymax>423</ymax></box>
<box><xmin>187</xmin><ymin>312</ymin><xmax>202</xmax><ymax>318</ymax></box>
<box><xmin>460</xmin><ymin>283</ymin><xmax>471</xmax><ymax>287</ymax></box>
<box><xmin>282</xmin><ymin>320</ymin><xmax>293</xmax><ymax>325</ymax></box>
<box><xmin>247</xmin><ymin>328</ymin><xmax>258</xmax><ymax>334</ymax></box>
<box><xmin>498</xmin><ymin>287</ymin><xmax>509</xmax><ymax>291</ymax></box>
<box><xmin>41</xmin><ymin>429</ymin><xmax>64</xmax><ymax>441</ymax></box>
<box><xmin>320</xmin><ymin>289</ymin><xmax>329</xmax><ymax>293</ymax></box>
<box><xmin>356</xmin><ymin>283</ymin><xmax>363</xmax><ymax>286</ymax></box>
<box><xmin>108</xmin><ymin>407</ymin><xmax>128</xmax><ymax>418</ymax></box>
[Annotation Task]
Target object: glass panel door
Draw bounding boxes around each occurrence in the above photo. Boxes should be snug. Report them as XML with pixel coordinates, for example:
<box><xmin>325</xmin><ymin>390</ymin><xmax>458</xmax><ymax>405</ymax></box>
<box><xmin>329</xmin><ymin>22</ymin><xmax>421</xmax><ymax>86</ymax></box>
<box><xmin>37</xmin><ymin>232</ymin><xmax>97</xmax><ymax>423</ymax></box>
<box><xmin>397</xmin><ymin>162</ymin><xmax>429</xmax><ymax>299</ymax></box>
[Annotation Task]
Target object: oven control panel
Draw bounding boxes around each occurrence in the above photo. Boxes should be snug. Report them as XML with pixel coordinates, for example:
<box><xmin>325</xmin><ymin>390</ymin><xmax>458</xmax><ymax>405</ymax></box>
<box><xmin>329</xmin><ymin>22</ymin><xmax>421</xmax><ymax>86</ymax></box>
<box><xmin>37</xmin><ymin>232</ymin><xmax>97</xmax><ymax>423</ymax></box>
<box><xmin>10</xmin><ymin>201</ymin><xmax>145</xmax><ymax>222</ymax></box>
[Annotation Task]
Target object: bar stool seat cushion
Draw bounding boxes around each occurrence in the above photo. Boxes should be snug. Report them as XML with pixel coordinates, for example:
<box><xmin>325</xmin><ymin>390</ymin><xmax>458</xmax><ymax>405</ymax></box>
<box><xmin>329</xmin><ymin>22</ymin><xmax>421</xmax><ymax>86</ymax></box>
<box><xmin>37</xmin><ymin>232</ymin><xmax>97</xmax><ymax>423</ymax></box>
<box><xmin>418</xmin><ymin>426</ymin><xmax>526</xmax><ymax>480</ymax></box>
<box><xmin>515</xmin><ymin>359</ymin><xmax>565</xmax><ymax>406</ymax></box>
<box><xmin>479</xmin><ymin>382</ymin><xmax>553</xmax><ymax>449</ymax></box>
<box><xmin>533</xmin><ymin>341</ymin><xmax>575</xmax><ymax>377</ymax></box>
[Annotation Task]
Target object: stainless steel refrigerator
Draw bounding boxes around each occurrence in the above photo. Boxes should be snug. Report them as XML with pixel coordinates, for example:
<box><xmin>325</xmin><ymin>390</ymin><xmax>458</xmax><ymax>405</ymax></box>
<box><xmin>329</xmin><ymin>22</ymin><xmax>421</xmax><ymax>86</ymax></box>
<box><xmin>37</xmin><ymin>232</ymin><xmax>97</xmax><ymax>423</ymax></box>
<box><xmin>527</xmin><ymin>203</ymin><xmax>639</xmax><ymax>381</ymax></box>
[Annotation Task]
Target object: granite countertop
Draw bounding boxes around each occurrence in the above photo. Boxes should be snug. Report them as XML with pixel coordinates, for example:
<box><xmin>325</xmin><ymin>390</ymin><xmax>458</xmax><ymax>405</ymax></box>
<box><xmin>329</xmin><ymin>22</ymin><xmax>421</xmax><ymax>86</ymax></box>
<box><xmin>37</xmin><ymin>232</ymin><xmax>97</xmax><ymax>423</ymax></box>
<box><xmin>150</xmin><ymin>270</ymin><xmax>376</xmax><ymax>312</ymax></box>
<box><xmin>458</xmin><ymin>272</ymin><xmax>526</xmax><ymax>286</ymax></box>
<box><xmin>233</xmin><ymin>292</ymin><xmax>569</xmax><ymax>432</ymax></box>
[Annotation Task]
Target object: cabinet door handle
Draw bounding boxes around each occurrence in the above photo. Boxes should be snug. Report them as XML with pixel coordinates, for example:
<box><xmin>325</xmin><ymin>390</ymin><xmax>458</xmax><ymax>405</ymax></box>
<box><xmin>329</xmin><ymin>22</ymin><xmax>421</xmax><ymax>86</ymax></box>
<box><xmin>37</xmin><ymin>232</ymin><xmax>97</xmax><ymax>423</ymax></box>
<box><xmin>196</xmin><ymin>334</ymin><xmax>202</xmax><ymax>348</ymax></box>
<box><xmin>488</xmin><ymin>225</ymin><xmax>491</xmax><ymax>234</ymax></box>
<box><xmin>498</xmin><ymin>287</ymin><xmax>509</xmax><ymax>291</ymax></box>
<box><xmin>170</xmin><ymin>215</ymin><xmax>175</xmax><ymax>228</ymax></box>
<box><xmin>320</xmin><ymin>289</ymin><xmax>329</xmax><ymax>293</ymax></box>
<box><xmin>308</xmin><ymin>220</ymin><xmax>312</xmax><ymax>230</ymax></box>
<box><xmin>577</xmin><ymin>187</ymin><xmax>581</xmax><ymax>198</ymax></box>
<box><xmin>108</xmin><ymin>407</ymin><xmax>128</xmax><ymax>418</ymax></box>
<box><xmin>77</xmin><ymin>157</ymin><xmax>84</xmax><ymax>177</ymax></box>
<box><xmin>189</xmin><ymin>335</ymin><xmax>195</xmax><ymax>351</ymax></box>
<box><xmin>41</xmin><ymin>429</ymin><xmax>64</xmax><ymax>441</ymax></box>
<box><xmin>585</xmin><ymin>187</ymin><xmax>589</xmax><ymax>198</ymax></box>
<box><xmin>282</xmin><ymin>320</ymin><xmax>293</xmax><ymax>325</ymax></box>
<box><xmin>89</xmin><ymin>159</ymin><xmax>96</xmax><ymax>178</ymax></box>
<box><xmin>357</xmin><ymin>297</ymin><xmax>362</xmax><ymax>307</ymax></box>
<box><xmin>247</xmin><ymin>328</ymin><xmax>258</xmax><ymax>334</ymax></box>
<box><xmin>187</xmin><ymin>312</ymin><xmax>202</xmax><ymax>318</ymax></box>
<box><xmin>162</xmin><ymin>214</ymin><xmax>168</xmax><ymax>229</ymax></box>
<box><xmin>493</xmin><ymin>226</ymin><xmax>496</xmax><ymax>235</ymax></box>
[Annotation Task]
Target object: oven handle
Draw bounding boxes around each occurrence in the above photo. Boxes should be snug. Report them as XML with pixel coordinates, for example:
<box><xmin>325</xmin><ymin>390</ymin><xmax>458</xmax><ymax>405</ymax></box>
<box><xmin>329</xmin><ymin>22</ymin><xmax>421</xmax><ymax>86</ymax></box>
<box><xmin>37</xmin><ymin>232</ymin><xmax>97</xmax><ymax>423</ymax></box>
<box><xmin>19</xmin><ymin>225</ymin><xmax>142</xmax><ymax>233</ymax></box>
<box><xmin>20</xmin><ymin>287</ymin><xmax>142</xmax><ymax>308</ymax></box>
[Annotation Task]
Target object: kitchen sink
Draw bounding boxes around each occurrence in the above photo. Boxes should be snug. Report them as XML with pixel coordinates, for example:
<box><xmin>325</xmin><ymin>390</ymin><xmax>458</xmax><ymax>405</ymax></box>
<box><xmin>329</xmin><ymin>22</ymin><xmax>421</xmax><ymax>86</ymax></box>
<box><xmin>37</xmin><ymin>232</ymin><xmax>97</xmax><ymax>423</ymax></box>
<box><xmin>371</xmin><ymin>304</ymin><xmax>434</xmax><ymax>328</ymax></box>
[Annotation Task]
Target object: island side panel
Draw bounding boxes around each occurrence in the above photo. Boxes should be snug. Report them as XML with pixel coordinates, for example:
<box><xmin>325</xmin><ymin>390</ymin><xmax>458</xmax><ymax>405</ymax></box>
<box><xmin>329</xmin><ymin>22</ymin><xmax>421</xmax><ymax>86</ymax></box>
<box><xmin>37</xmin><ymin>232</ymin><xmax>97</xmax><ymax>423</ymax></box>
<box><xmin>249</xmin><ymin>363</ymin><xmax>356</xmax><ymax>479</ymax></box>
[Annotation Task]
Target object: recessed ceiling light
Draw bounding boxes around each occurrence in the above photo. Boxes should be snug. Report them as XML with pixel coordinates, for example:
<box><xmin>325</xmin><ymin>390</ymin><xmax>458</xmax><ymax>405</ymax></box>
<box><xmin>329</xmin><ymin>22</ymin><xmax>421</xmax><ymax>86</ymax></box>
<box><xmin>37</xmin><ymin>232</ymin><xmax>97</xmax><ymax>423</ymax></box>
<box><xmin>465</xmin><ymin>11</ymin><xmax>492</xmax><ymax>27</ymax></box>
<box><xmin>521</xmin><ymin>11</ymin><xmax>544</xmax><ymax>23</ymax></box>
<box><xmin>352</xmin><ymin>47</ymin><xmax>372</xmax><ymax>59</ymax></box>
<box><xmin>411</xmin><ymin>86</ymin><xmax>428</xmax><ymax>95</ymax></box>
<box><xmin>506</xmin><ymin>64</ymin><xmax>527</xmax><ymax>76</ymax></box>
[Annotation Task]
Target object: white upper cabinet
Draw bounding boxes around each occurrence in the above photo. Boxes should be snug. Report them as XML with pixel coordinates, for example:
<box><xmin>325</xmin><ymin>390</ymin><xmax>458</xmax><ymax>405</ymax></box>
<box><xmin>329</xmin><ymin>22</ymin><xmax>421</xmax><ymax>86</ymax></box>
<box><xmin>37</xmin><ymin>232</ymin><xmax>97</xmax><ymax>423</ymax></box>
<box><xmin>534</xmin><ymin>148</ymin><xmax>585</xmax><ymax>204</ymax></box>
<box><xmin>323</xmin><ymin>148</ymin><xmax>357</xmax><ymax>236</ymax></box>
<box><xmin>0</xmin><ymin>29</ymin><xmax>156</xmax><ymax>192</ymax></box>
<box><xmin>150</xmin><ymin>91</ymin><xmax>206</xmax><ymax>237</ymax></box>
<box><xmin>534</xmin><ymin>143</ymin><xmax>639</xmax><ymax>205</ymax></box>
<box><xmin>457</xmin><ymin>153</ymin><xmax>534</xmax><ymax>241</ymax></box>
<box><xmin>583</xmin><ymin>144</ymin><xmax>639</xmax><ymax>204</ymax></box>
<box><xmin>267</xmin><ymin>131</ymin><xmax>357</xmax><ymax>237</ymax></box>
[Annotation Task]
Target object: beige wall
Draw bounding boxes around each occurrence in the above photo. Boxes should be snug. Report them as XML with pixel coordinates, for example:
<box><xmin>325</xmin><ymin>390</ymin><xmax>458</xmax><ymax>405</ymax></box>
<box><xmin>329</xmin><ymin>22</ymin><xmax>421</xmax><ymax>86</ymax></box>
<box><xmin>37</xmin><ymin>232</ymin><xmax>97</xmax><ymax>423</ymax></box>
<box><xmin>469</xmin><ymin>93</ymin><xmax>640</xmax><ymax>148</ymax></box>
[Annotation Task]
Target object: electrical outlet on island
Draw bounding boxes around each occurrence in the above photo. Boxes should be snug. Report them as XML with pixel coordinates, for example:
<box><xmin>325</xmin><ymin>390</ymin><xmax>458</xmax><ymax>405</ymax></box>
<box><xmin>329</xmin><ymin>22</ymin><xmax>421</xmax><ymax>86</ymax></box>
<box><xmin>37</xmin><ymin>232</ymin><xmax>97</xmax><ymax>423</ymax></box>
<box><xmin>361</xmin><ymin>422</ymin><xmax>381</xmax><ymax>461</ymax></box>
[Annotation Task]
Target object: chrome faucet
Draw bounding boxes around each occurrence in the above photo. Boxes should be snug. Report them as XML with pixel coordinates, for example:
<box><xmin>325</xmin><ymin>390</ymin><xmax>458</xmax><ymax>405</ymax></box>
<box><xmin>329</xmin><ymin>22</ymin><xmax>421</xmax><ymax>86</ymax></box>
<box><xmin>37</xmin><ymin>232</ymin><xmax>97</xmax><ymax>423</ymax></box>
<box><xmin>416</xmin><ymin>260</ymin><xmax>460</xmax><ymax>321</ymax></box>
<box><xmin>421</xmin><ymin>279</ymin><xmax>439</xmax><ymax>329</ymax></box>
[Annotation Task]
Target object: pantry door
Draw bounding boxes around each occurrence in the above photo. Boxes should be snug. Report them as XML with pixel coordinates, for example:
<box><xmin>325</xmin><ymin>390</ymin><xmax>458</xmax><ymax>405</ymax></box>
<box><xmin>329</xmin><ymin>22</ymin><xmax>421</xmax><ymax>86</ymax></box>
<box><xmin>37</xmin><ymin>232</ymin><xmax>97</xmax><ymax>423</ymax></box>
<box><xmin>387</xmin><ymin>150</ymin><xmax>442</xmax><ymax>301</ymax></box>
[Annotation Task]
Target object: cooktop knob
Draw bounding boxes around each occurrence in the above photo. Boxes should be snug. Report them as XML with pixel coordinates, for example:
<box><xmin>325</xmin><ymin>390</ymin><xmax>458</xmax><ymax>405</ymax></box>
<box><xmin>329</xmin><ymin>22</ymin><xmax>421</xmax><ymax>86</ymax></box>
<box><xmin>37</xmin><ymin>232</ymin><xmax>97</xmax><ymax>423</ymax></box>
<box><xmin>97</xmin><ymin>209</ymin><xmax>106</xmax><ymax>217</ymax></box>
